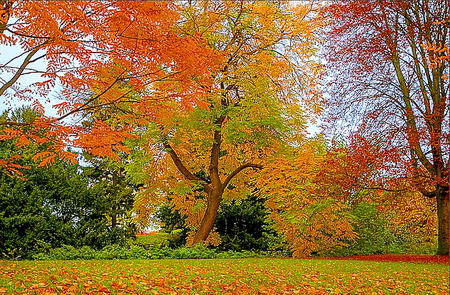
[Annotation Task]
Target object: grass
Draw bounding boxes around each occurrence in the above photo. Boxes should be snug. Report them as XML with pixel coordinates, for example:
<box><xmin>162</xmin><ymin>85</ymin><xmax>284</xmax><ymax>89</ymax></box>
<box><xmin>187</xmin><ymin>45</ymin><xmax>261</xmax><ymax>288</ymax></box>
<box><xmin>0</xmin><ymin>258</ymin><xmax>448</xmax><ymax>294</ymax></box>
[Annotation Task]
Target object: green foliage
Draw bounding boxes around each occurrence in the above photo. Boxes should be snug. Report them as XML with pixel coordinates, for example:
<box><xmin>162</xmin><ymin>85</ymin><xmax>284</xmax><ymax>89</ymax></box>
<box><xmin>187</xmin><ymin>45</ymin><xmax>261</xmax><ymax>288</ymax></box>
<box><xmin>0</xmin><ymin>108</ymin><xmax>137</xmax><ymax>259</ymax></box>
<box><xmin>82</xmin><ymin>154</ymin><xmax>137</xmax><ymax>231</ymax></box>
<box><xmin>32</xmin><ymin>244</ymin><xmax>274</xmax><ymax>260</ymax></box>
<box><xmin>400</xmin><ymin>239</ymin><xmax>437</xmax><ymax>255</ymax></box>
<box><xmin>0</xmin><ymin>160</ymin><xmax>136</xmax><ymax>259</ymax></box>
<box><xmin>0</xmin><ymin>162</ymin><xmax>137</xmax><ymax>258</ymax></box>
<box><xmin>169</xmin><ymin>244</ymin><xmax>217</xmax><ymax>259</ymax></box>
<box><xmin>155</xmin><ymin>206</ymin><xmax>189</xmax><ymax>248</ymax></box>
<box><xmin>134</xmin><ymin>233</ymin><xmax>172</xmax><ymax>248</ymax></box>
<box><xmin>326</xmin><ymin>202</ymin><xmax>401</xmax><ymax>256</ymax></box>
<box><xmin>156</xmin><ymin>195</ymin><xmax>287</xmax><ymax>252</ymax></box>
<box><xmin>215</xmin><ymin>196</ymin><xmax>284</xmax><ymax>252</ymax></box>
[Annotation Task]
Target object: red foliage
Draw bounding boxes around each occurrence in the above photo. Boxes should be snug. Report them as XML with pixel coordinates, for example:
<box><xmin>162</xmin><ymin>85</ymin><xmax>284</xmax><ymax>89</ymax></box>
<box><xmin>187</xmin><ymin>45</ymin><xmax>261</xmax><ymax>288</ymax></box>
<box><xmin>307</xmin><ymin>254</ymin><xmax>449</xmax><ymax>265</ymax></box>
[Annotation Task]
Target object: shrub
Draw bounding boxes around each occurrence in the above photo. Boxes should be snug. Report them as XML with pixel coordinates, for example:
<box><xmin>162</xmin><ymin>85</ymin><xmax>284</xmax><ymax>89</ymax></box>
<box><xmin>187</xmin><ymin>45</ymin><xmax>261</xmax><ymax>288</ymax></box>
<box><xmin>32</xmin><ymin>244</ymin><xmax>283</xmax><ymax>260</ymax></box>
<box><xmin>325</xmin><ymin>202</ymin><xmax>401</xmax><ymax>256</ymax></box>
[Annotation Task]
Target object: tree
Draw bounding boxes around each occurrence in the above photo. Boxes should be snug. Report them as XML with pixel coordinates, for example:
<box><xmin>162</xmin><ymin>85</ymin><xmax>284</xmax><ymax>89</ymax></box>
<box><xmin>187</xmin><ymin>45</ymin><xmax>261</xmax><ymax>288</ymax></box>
<box><xmin>0</xmin><ymin>160</ymin><xmax>138</xmax><ymax>259</ymax></box>
<box><xmin>215</xmin><ymin>195</ymin><xmax>280</xmax><ymax>252</ymax></box>
<box><xmin>83</xmin><ymin>154</ymin><xmax>137</xmax><ymax>231</ymax></box>
<box><xmin>322</xmin><ymin>0</ymin><xmax>449</xmax><ymax>255</ymax></box>
<box><xmin>380</xmin><ymin>190</ymin><xmax>438</xmax><ymax>253</ymax></box>
<box><xmin>0</xmin><ymin>109</ymin><xmax>135</xmax><ymax>259</ymax></box>
<box><xmin>131</xmin><ymin>0</ymin><xmax>322</xmax><ymax>245</ymax></box>
<box><xmin>0</xmin><ymin>107</ymin><xmax>138</xmax><ymax>259</ymax></box>
<box><xmin>256</xmin><ymin>138</ymin><xmax>357</xmax><ymax>257</ymax></box>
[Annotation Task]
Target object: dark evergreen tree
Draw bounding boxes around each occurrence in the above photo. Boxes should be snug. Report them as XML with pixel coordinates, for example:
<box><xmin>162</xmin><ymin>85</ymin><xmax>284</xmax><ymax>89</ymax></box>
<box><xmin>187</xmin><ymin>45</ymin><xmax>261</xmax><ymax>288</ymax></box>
<box><xmin>156</xmin><ymin>195</ymin><xmax>281</xmax><ymax>251</ymax></box>
<box><xmin>82</xmin><ymin>154</ymin><xmax>137</xmax><ymax>231</ymax></box>
<box><xmin>0</xmin><ymin>108</ymin><xmax>136</xmax><ymax>259</ymax></box>
<box><xmin>215</xmin><ymin>196</ymin><xmax>279</xmax><ymax>252</ymax></box>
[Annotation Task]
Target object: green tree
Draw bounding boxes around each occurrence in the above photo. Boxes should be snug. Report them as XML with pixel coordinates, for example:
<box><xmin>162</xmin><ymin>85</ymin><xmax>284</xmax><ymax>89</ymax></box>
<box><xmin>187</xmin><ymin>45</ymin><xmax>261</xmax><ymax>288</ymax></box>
<box><xmin>83</xmin><ymin>154</ymin><xmax>137</xmax><ymax>231</ymax></box>
<box><xmin>215</xmin><ymin>195</ymin><xmax>280</xmax><ymax>252</ymax></box>
<box><xmin>0</xmin><ymin>160</ymin><xmax>137</xmax><ymax>259</ymax></box>
<box><xmin>0</xmin><ymin>108</ymin><xmax>136</xmax><ymax>259</ymax></box>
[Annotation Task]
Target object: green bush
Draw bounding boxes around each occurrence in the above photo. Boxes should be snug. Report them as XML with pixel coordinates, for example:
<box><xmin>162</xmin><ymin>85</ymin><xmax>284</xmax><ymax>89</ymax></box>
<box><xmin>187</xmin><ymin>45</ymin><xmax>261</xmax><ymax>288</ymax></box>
<box><xmin>325</xmin><ymin>202</ymin><xmax>402</xmax><ymax>256</ymax></box>
<box><xmin>169</xmin><ymin>244</ymin><xmax>217</xmax><ymax>259</ymax></box>
<box><xmin>134</xmin><ymin>233</ymin><xmax>171</xmax><ymax>248</ymax></box>
<box><xmin>32</xmin><ymin>244</ymin><xmax>280</xmax><ymax>260</ymax></box>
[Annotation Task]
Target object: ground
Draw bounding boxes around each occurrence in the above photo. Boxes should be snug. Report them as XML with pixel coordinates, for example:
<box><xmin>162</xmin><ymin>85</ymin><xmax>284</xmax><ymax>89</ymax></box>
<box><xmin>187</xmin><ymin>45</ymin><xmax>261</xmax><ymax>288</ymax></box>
<box><xmin>0</xmin><ymin>255</ymin><xmax>448</xmax><ymax>294</ymax></box>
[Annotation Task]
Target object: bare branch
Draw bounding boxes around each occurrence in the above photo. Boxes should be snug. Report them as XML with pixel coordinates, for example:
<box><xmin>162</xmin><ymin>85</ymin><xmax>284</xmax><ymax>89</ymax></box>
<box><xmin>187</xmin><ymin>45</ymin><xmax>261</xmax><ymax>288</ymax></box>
<box><xmin>0</xmin><ymin>44</ymin><xmax>44</xmax><ymax>97</ymax></box>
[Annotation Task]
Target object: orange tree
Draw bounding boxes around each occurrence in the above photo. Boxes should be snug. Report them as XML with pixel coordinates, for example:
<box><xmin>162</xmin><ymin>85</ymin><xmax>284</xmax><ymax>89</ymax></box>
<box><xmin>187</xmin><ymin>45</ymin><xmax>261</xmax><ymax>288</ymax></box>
<box><xmin>322</xmin><ymin>0</ymin><xmax>449</xmax><ymax>255</ymax></box>
<box><xmin>129</xmin><ymin>1</ymin><xmax>323</xmax><ymax>245</ymax></box>
<box><xmin>258</xmin><ymin>135</ymin><xmax>438</xmax><ymax>257</ymax></box>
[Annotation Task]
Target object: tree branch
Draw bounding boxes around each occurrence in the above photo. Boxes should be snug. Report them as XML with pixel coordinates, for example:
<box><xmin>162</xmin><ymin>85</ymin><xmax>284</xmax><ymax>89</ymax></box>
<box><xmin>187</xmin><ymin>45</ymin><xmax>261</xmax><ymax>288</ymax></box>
<box><xmin>222</xmin><ymin>163</ymin><xmax>263</xmax><ymax>190</ymax></box>
<box><xmin>162</xmin><ymin>141</ymin><xmax>207</xmax><ymax>184</ymax></box>
<box><xmin>0</xmin><ymin>121</ymin><xmax>30</xmax><ymax>127</ymax></box>
<box><xmin>0</xmin><ymin>45</ymin><xmax>44</xmax><ymax>97</ymax></box>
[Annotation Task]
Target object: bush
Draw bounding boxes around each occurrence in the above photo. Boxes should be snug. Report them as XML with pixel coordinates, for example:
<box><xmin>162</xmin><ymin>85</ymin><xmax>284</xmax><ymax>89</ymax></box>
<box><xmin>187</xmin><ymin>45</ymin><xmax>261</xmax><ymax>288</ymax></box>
<box><xmin>325</xmin><ymin>202</ymin><xmax>402</xmax><ymax>257</ymax></box>
<box><xmin>0</xmin><ymin>159</ymin><xmax>136</xmax><ymax>260</ymax></box>
<box><xmin>169</xmin><ymin>244</ymin><xmax>217</xmax><ymax>259</ymax></box>
<box><xmin>32</xmin><ymin>244</ymin><xmax>283</xmax><ymax>260</ymax></box>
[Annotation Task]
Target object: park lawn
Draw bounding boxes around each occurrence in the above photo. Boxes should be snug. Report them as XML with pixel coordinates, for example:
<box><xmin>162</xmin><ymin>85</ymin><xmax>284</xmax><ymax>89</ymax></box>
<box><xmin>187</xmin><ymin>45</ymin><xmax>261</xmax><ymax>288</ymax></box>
<box><xmin>0</xmin><ymin>258</ymin><xmax>448</xmax><ymax>294</ymax></box>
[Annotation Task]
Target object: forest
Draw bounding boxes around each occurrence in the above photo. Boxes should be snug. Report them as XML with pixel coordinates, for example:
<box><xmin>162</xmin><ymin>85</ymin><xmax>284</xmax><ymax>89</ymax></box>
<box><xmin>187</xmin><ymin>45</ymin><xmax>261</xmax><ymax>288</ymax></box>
<box><xmin>0</xmin><ymin>0</ymin><xmax>448</xmax><ymax>265</ymax></box>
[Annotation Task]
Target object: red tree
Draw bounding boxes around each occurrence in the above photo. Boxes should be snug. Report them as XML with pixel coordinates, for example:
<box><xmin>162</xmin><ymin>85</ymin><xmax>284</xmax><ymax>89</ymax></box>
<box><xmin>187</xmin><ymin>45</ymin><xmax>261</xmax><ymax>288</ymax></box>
<box><xmin>322</xmin><ymin>0</ymin><xmax>449</xmax><ymax>254</ymax></box>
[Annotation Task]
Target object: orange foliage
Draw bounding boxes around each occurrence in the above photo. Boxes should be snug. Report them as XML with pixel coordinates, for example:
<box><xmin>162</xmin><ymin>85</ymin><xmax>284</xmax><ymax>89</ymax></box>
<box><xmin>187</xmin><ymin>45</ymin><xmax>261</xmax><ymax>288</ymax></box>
<box><xmin>1</xmin><ymin>1</ymin><xmax>219</xmax><ymax>170</ymax></box>
<box><xmin>378</xmin><ymin>189</ymin><xmax>437</xmax><ymax>246</ymax></box>
<box><xmin>257</xmin><ymin>140</ymin><xmax>357</xmax><ymax>257</ymax></box>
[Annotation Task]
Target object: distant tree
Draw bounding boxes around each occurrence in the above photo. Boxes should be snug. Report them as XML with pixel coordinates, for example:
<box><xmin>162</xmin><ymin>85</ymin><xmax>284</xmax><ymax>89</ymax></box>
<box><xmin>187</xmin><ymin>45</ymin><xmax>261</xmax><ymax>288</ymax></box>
<box><xmin>83</xmin><ymin>154</ymin><xmax>137</xmax><ymax>231</ymax></box>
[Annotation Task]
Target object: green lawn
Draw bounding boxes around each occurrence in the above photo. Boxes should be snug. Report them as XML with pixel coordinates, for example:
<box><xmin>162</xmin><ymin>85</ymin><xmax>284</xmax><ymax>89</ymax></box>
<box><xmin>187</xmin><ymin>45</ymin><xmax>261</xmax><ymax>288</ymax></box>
<box><xmin>0</xmin><ymin>259</ymin><xmax>447</xmax><ymax>294</ymax></box>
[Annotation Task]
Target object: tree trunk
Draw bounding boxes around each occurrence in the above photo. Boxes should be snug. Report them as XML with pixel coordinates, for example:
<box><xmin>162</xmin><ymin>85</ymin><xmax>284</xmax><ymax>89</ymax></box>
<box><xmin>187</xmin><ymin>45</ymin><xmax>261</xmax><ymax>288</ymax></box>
<box><xmin>191</xmin><ymin>194</ymin><xmax>221</xmax><ymax>245</ymax></box>
<box><xmin>436</xmin><ymin>189</ymin><xmax>449</xmax><ymax>255</ymax></box>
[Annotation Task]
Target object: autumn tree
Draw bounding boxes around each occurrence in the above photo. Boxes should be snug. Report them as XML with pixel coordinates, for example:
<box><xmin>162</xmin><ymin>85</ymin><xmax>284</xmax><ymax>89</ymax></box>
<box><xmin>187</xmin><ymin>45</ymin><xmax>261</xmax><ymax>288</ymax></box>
<box><xmin>131</xmin><ymin>0</ymin><xmax>322</xmax><ymax>245</ymax></box>
<box><xmin>256</xmin><ymin>138</ymin><xmax>358</xmax><ymax>257</ymax></box>
<box><xmin>322</xmin><ymin>0</ymin><xmax>449</xmax><ymax>255</ymax></box>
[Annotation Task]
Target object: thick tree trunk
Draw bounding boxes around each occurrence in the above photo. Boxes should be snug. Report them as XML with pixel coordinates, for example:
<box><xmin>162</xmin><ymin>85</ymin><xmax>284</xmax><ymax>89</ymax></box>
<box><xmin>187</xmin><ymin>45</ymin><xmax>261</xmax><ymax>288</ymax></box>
<box><xmin>436</xmin><ymin>189</ymin><xmax>449</xmax><ymax>255</ymax></box>
<box><xmin>191</xmin><ymin>194</ymin><xmax>221</xmax><ymax>245</ymax></box>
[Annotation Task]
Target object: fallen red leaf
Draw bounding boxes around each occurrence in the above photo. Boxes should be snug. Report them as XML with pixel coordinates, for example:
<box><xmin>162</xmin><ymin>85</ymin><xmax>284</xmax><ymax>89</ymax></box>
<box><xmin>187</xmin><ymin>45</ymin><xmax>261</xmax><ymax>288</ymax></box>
<box><xmin>306</xmin><ymin>254</ymin><xmax>449</xmax><ymax>264</ymax></box>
